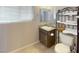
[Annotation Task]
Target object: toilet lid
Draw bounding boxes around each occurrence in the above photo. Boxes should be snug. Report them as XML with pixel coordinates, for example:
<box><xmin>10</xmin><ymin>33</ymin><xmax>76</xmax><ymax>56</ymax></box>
<box><xmin>55</xmin><ymin>43</ymin><xmax>70</xmax><ymax>53</ymax></box>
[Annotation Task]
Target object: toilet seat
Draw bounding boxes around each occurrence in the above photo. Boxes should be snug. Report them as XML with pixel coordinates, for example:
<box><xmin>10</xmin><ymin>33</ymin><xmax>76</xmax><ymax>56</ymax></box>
<box><xmin>55</xmin><ymin>43</ymin><xmax>70</xmax><ymax>53</ymax></box>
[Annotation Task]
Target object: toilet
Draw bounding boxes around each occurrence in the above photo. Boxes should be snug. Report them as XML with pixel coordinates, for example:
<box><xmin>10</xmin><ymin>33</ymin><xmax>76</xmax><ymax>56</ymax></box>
<box><xmin>55</xmin><ymin>33</ymin><xmax>74</xmax><ymax>53</ymax></box>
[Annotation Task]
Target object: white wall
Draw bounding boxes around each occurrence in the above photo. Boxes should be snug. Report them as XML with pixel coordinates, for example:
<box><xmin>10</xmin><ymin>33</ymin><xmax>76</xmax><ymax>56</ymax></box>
<box><xmin>0</xmin><ymin>6</ymin><xmax>33</xmax><ymax>21</ymax></box>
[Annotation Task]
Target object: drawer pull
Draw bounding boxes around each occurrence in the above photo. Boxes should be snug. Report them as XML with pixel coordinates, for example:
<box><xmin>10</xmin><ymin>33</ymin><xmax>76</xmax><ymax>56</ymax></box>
<box><xmin>50</xmin><ymin>33</ymin><xmax>54</xmax><ymax>36</ymax></box>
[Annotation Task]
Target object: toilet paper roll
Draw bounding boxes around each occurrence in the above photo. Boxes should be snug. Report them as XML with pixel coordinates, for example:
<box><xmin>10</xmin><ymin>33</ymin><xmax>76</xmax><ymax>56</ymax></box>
<box><xmin>50</xmin><ymin>33</ymin><xmax>54</xmax><ymax>36</ymax></box>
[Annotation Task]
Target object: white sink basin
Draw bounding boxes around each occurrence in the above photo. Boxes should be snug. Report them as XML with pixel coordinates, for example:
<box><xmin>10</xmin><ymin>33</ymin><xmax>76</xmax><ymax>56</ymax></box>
<box><xmin>41</xmin><ymin>26</ymin><xmax>55</xmax><ymax>31</ymax></box>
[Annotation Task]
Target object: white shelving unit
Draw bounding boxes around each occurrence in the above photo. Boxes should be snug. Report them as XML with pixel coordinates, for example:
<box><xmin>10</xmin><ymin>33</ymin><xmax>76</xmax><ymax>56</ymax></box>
<box><xmin>56</xmin><ymin>7</ymin><xmax>77</xmax><ymax>53</ymax></box>
<box><xmin>57</xmin><ymin>7</ymin><xmax>77</xmax><ymax>36</ymax></box>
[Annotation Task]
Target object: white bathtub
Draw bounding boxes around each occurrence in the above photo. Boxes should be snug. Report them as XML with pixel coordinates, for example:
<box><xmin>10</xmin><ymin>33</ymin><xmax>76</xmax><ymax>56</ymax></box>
<box><xmin>0</xmin><ymin>20</ymin><xmax>39</xmax><ymax>52</ymax></box>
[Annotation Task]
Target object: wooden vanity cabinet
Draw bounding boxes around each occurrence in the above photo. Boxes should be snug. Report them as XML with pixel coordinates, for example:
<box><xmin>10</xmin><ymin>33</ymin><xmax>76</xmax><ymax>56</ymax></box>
<box><xmin>39</xmin><ymin>28</ymin><xmax>56</xmax><ymax>48</ymax></box>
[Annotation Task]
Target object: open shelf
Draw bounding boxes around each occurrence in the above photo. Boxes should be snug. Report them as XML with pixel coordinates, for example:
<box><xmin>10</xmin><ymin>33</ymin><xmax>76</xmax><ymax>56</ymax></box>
<box><xmin>57</xmin><ymin>20</ymin><xmax>77</xmax><ymax>25</ymax></box>
<box><xmin>63</xmin><ymin>12</ymin><xmax>77</xmax><ymax>16</ymax></box>
<box><xmin>63</xmin><ymin>29</ymin><xmax>77</xmax><ymax>36</ymax></box>
<box><xmin>76</xmin><ymin>16</ymin><xmax>79</xmax><ymax>18</ymax></box>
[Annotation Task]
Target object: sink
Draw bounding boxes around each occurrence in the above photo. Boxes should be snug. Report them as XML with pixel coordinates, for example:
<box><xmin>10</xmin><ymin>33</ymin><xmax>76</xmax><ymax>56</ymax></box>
<box><xmin>40</xmin><ymin>26</ymin><xmax>55</xmax><ymax>31</ymax></box>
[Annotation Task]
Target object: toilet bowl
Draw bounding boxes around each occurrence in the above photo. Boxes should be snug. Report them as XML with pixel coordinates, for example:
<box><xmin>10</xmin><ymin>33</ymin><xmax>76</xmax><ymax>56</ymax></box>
<box><xmin>55</xmin><ymin>33</ymin><xmax>74</xmax><ymax>53</ymax></box>
<box><xmin>55</xmin><ymin>43</ymin><xmax>70</xmax><ymax>53</ymax></box>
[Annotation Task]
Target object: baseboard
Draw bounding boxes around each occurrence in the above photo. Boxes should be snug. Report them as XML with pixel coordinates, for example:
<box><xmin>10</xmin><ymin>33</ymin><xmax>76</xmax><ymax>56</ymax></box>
<box><xmin>10</xmin><ymin>41</ymin><xmax>39</xmax><ymax>53</ymax></box>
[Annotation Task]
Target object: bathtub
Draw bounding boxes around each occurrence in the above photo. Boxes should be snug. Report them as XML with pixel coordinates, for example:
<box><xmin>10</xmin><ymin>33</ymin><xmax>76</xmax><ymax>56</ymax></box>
<box><xmin>0</xmin><ymin>20</ymin><xmax>39</xmax><ymax>52</ymax></box>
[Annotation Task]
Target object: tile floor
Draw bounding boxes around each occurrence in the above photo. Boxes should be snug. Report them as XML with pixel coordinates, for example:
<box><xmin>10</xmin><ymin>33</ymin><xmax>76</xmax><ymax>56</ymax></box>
<box><xmin>17</xmin><ymin>43</ymin><xmax>55</xmax><ymax>53</ymax></box>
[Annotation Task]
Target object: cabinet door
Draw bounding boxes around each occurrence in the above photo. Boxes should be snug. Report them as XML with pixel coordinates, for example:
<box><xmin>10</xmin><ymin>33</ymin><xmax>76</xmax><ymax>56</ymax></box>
<box><xmin>47</xmin><ymin>30</ymin><xmax>56</xmax><ymax>47</ymax></box>
<box><xmin>39</xmin><ymin>29</ymin><xmax>47</xmax><ymax>46</ymax></box>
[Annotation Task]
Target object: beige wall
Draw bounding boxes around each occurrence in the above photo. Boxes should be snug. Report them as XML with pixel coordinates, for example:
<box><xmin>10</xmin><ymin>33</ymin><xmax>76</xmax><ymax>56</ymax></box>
<box><xmin>0</xmin><ymin>24</ymin><xmax>7</xmax><ymax>52</ymax></box>
<box><xmin>0</xmin><ymin>6</ymin><xmax>40</xmax><ymax>52</ymax></box>
<box><xmin>0</xmin><ymin>20</ymin><xmax>39</xmax><ymax>52</ymax></box>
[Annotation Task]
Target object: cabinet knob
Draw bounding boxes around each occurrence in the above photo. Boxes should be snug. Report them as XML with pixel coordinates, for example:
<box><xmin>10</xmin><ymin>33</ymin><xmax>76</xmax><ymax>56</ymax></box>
<box><xmin>50</xmin><ymin>33</ymin><xmax>54</xmax><ymax>36</ymax></box>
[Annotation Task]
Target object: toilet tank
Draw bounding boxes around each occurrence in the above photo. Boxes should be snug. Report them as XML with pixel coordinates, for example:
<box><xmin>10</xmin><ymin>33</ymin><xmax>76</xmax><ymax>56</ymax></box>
<box><xmin>59</xmin><ymin>33</ymin><xmax>74</xmax><ymax>46</ymax></box>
